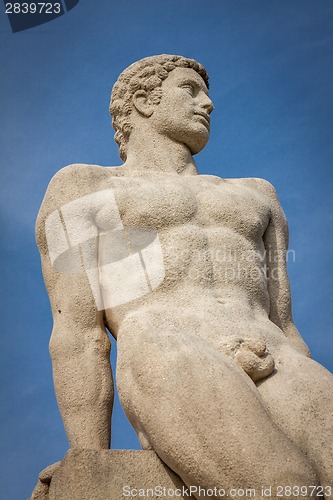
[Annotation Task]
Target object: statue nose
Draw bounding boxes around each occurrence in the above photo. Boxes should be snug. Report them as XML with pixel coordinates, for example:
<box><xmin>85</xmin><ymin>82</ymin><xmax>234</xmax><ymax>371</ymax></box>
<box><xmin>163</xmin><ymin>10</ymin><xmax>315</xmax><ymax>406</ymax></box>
<box><xmin>202</xmin><ymin>98</ymin><xmax>214</xmax><ymax>114</ymax></box>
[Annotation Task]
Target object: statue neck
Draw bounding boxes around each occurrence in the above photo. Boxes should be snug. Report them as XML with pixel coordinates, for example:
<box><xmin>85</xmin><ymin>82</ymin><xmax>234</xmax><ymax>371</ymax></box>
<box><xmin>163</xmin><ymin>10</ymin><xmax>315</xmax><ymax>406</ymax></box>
<box><xmin>123</xmin><ymin>128</ymin><xmax>198</xmax><ymax>176</ymax></box>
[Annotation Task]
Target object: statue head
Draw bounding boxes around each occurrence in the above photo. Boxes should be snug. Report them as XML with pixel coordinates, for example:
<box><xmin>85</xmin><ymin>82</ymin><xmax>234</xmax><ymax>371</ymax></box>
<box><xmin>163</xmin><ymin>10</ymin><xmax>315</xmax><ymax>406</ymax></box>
<box><xmin>110</xmin><ymin>54</ymin><xmax>209</xmax><ymax>161</ymax></box>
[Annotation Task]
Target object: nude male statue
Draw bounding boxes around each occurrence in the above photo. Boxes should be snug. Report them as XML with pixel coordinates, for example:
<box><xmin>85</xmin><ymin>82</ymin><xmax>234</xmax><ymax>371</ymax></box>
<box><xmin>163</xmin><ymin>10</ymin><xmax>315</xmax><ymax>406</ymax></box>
<box><xmin>36</xmin><ymin>55</ymin><xmax>333</xmax><ymax>498</ymax></box>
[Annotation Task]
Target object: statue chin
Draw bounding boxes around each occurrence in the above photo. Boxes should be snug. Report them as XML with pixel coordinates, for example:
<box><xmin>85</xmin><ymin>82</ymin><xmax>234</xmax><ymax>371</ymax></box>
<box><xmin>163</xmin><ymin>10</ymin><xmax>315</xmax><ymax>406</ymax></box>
<box><xmin>186</xmin><ymin>130</ymin><xmax>210</xmax><ymax>155</ymax></box>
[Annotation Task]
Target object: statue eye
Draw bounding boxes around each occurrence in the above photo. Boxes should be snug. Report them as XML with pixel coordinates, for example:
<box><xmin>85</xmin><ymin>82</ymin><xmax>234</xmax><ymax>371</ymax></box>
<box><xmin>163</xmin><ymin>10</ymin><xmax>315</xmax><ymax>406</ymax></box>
<box><xmin>181</xmin><ymin>84</ymin><xmax>195</xmax><ymax>95</ymax></box>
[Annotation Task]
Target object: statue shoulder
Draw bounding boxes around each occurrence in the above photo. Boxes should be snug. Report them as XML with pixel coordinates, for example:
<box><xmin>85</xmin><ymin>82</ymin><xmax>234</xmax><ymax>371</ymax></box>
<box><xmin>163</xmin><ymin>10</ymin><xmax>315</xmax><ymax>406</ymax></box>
<box><xmin>233</xmin><ymin>177</ymin><xmax>281</xmax><ymax>205</ymax></box>
<box><xmin>233</xmin><ymin>177</ymin><xmax>277</xmax><ymax>195</ymax></box>
<box><xmin>228</xmin><ymin>177</ymin><xmax>286</xmax><ymax>223</ymax></box>
<box><xmin>38</xmin><ymin>163</ymin><xmax>122</xmax><ymax>210</ymax></box>
<box><xmin>35</xmin><ymin>163</ymin><xmax>119</xmax><ymax>250</ymax></box>
<box><xmin>47</xmin><ymin>163</ymin><xmax>114</xmax><ymax>194</ymax></box>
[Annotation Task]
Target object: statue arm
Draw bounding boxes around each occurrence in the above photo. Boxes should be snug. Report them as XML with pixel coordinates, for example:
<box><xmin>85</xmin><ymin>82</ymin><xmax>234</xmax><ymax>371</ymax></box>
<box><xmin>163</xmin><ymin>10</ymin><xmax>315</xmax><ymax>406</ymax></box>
<box><xmin>260</xmin><ymin>180</ymin><xmax>311</xmax><ymax>357</ymax></box>
<box><xmin>36</xmin><ymin>165</ymin><xmax>114</xmax><ymax>449</ymax></box>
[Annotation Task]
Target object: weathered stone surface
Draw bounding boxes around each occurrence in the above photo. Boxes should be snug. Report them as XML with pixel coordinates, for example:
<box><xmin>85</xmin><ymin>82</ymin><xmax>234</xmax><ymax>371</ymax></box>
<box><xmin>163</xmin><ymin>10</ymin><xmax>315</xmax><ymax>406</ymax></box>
<box><xmin>34</xmin><ymin>55</ymin><xmax>333</xmax><ymax>498</ymax></box>
<box><xmin>32</xmin><ymin>450</ymin><xmax>194</xmax><ymax>500</ymax></box>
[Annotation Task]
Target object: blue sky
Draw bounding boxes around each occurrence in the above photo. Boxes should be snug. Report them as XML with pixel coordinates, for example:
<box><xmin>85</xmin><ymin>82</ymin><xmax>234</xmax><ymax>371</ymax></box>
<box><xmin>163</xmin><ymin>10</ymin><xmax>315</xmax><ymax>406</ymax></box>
<box><xmin>0</xmin><ymin>1</ymin><xmax>332</xmax><ymax>498</ymax></box>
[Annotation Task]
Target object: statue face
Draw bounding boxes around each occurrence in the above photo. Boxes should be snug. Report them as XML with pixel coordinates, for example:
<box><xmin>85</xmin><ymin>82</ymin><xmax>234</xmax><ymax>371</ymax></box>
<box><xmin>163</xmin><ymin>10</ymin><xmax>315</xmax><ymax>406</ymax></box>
<box><xmin>150</xmin><ymin>67</ymin><xmax>214</xmax><ymax>154</ymax></box>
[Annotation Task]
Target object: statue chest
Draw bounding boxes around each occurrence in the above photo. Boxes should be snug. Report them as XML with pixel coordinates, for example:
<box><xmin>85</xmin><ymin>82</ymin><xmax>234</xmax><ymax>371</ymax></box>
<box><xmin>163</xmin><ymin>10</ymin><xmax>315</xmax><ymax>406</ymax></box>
<box><xmin>95</xmin><ymin>176</ymin><xmax>270</xmax><ymax>242</ymax></box>
<box><xmin>110</xmin><ymin>177</ymin><xmax>198</xmax><ymax>229</ymax></box>
<box><xmin>192</xmin><ymin>177</ymin><xmax>271</xmax><ymax>242</ymax></box>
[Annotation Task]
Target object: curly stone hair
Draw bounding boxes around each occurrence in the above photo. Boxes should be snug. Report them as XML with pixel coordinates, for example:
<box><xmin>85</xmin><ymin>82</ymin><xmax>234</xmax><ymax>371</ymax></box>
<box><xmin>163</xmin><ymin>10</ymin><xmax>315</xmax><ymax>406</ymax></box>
<box><xmin>109</xmin><ymin>54</ymin><xmax>209</xmax><ymax>161</ymax></box>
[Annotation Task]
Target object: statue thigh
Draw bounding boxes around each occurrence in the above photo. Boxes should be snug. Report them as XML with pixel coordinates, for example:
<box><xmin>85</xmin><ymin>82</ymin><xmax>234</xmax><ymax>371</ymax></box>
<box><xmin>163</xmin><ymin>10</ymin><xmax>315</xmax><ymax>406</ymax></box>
<box><xmin>115</xmin><ymin>309</ymin><xmax>320</xmax><ymax>496</ymax></box>
<box><xmin>257</xmin><ymin>344</ymin><xmax>333</xmax><ymax>486</ymax></box>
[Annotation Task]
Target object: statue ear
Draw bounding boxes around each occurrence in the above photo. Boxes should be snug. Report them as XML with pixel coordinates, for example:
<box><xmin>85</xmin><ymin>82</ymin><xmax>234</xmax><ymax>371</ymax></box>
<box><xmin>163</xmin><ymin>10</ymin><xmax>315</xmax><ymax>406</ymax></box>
<box><xmin>133</xmin><ymin>90</ymin><xmax>154</xmax><ymax>117</ymax></box>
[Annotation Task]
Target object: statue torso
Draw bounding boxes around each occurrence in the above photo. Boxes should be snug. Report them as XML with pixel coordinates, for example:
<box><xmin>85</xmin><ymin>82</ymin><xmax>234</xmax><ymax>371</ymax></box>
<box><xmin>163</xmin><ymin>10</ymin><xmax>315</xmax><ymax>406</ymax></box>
<box><xmin>88</xmin><ymin>168</ymin><xmax>284</xmax><ymax>350</ymax></box>
<box><xmin>41</xmin><ymin>164</ymin><xmax>288</xmax><ymax>352</ymax></box>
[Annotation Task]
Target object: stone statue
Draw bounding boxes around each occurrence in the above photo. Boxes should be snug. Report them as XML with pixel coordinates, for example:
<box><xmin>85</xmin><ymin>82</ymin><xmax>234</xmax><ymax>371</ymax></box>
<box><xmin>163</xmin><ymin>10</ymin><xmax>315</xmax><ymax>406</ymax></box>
<box><xmin>35</xmin><ymin>55</ymin><xmax>333</xmax><ymax>498</ymax></box>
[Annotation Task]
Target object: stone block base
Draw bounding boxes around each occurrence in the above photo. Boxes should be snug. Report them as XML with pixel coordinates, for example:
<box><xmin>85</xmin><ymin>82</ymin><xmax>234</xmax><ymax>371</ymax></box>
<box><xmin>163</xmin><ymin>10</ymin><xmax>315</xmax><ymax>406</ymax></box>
<box><xmin>31</xmin><ymin>449</ymin><xmax>194</xmax><ymax>499</ymax></box>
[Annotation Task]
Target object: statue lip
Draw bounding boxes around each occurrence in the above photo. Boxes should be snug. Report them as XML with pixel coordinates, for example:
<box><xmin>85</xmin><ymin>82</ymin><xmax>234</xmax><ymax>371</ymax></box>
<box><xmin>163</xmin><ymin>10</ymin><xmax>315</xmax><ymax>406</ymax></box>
<box><xmin>194</xmin><ymin>111</ymin><xmax>210</xmax><ymax>127</ymax></box>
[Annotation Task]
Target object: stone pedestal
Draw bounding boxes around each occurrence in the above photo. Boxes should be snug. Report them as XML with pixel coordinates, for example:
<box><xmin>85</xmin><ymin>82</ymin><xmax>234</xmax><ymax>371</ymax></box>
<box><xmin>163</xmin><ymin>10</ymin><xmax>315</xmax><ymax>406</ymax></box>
<box><xmin>31</xmin><ymin>449</ymin><xmax>194</xmax><ymax>499</ymax></box>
